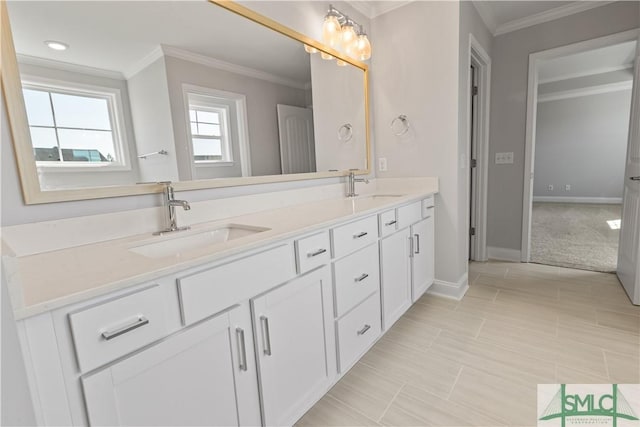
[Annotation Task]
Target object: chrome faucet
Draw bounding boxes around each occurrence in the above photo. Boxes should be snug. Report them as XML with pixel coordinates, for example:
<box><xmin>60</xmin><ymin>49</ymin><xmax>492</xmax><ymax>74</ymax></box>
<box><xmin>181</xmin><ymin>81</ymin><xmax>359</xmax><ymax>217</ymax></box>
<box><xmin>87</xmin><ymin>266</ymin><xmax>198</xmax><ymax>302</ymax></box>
<box><xmin>346</xmin><ymin>171</ymin><xmax>369</xmax><ymax>197</ymax></box>
<box><xmin>154</xmin><ymin>182</ymin><xmax>191</xmax><ymax>235</ymax></box>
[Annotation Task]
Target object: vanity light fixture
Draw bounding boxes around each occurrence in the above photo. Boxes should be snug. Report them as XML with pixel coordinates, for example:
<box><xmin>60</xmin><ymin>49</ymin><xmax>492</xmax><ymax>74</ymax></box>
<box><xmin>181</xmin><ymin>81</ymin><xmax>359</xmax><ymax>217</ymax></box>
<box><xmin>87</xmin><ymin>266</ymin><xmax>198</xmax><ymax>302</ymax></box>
<box><xmin>44</xmin><ymin>40</ymin><xmax>69</xmax><ymax>51</ymax></box>
<box><xmin>313</xmin><ymin>5</ymin><xmax>372</xmax><ymax>63</ymax></box>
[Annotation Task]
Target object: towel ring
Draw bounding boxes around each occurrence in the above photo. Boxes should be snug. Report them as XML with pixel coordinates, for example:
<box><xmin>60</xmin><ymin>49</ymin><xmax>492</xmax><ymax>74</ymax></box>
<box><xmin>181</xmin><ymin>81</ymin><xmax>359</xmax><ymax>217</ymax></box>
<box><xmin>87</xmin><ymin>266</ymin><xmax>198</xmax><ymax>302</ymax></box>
<box><xmin>390</xmin><ymin>115</ymin><xmax>410</xmax><ymax>136</ymax></box>
<box><xmin>337</xmin><ymin>123</ymin><xmax>353</xmax><ymax>142</ymax></box>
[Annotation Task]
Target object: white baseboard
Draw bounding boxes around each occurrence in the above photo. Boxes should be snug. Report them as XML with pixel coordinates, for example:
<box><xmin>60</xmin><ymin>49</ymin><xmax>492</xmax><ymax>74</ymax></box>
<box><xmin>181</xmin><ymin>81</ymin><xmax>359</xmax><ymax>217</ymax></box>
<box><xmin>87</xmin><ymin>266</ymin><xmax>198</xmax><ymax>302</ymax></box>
<box><xmin>487</xmin><ymin>246</ymin><xmax>521</xmax><ymax>262</ymax></box>
<box><xmin>532</xmin><ymin>196</ymin><xmax>622</xmax><ymax>204</ymax></box>
<box><xmin>427</xmin><ymin>273</ymin><xmax>469</xmax><ymax>300</ymax></box>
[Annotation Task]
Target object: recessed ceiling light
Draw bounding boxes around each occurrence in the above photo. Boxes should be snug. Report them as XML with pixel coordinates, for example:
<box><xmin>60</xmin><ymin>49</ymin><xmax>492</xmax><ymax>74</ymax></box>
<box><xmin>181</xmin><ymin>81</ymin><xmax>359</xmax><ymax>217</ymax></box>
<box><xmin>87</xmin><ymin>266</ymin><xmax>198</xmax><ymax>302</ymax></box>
<box><xmin>44</xmin><ymin>40</ymin><xmax>69</xmax><ymax>51</ymax></box>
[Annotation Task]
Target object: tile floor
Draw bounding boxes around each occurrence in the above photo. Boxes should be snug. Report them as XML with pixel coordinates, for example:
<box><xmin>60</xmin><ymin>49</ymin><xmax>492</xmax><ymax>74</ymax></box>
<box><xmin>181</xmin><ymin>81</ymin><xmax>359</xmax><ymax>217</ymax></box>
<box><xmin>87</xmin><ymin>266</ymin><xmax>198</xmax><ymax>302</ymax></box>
<box><xmin>295</xmin><ymin>261</ymin><xmax>640</xmax><ymax>426</ymax></box>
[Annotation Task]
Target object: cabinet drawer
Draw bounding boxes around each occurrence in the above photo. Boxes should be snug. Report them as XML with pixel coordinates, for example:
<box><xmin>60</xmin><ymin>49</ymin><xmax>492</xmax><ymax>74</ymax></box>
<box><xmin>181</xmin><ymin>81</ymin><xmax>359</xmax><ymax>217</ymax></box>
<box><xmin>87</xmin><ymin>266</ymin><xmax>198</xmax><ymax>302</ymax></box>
<box><xmin>422</xmin><ymin>196</ymin><xmax>435</xmax><ymax>218</ymax></box>
<box><xmin>333</xmin><ymin>243</ymin><xmax>380</xmax><ymax>317</ymax></box>
<box><xmin>336</xmin><ymin>293</ymin><xmax>381</xmax><ymax>372</ymax></box>
<box><xmin>331</xmin><ymin>215</ymin><xmax>378</xmax><ymax>259</ymax></box>
<box><xmin>397</xmin><ymin>201</ymin><xmax>422</xmax><ymax>229</ymax></box>
<box><xmin>178</xmin><ymin>244</ymin><xmax>295</xmax><ymax>326</ymax></box>
<box><xmin>379</xmin><ymin>209</ymin><xmax>398</xmax><ymax>237</ymax></box>
<box><xmin>295</xmin><ymin>231</ymin><xmax>331</xmax><ymax>274</ymax></box>
<box><xmin>69</xmin><ymin>285</ymin><xmax>168</xmax><ymax>373</ymax></box>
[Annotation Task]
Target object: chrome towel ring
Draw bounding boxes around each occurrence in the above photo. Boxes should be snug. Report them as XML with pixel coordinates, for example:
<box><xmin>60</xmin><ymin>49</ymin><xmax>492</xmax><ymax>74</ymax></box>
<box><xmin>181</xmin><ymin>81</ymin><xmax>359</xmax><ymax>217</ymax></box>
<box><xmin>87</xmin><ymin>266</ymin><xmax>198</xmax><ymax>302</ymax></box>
<box><xmin>390</xmin><ymin>115</ymin><xmax>410</xmax><ymax>136</ymax></box>
<box><xmin>338</xmin><ymin>123</ymin><xmax>354</xmax><ymax>142</ymax></box>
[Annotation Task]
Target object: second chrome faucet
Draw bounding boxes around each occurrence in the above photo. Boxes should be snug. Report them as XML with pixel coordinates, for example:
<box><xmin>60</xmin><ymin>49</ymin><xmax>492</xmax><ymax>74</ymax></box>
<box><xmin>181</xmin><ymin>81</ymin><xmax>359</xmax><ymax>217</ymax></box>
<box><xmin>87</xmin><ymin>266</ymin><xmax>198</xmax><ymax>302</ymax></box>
<box><xmin>346</xmin><ymin>171</ymin><xmax>369</xmax><ymax>197</ymax></box>
<box><xmin>154</xmin><ymin>182</ymin><xmax>191</xmax><ymax>235</ymax></box>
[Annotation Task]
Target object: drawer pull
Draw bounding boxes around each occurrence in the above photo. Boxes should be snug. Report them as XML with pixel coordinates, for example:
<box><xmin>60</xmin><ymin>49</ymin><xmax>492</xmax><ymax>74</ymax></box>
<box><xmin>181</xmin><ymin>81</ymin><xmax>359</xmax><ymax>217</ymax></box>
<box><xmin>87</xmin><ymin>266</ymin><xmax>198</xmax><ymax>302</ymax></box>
<box><xmin>414</xmin><ymin>234</ymin><xmax>420</xmax><ymax>254</ymax></box>
<box><xmin>355</xmin><ymin>273</ymin><xmax>369</xmax><ymax>282</ymax></box>
<box><xmin>236</xmin><ymin>327</ymin><xmax>248</xmax><ymax>371</ymax></box>
<box><xmin>260</xmin><ymin>315</ymin><xmax>272</xmax><ymax>356</ymax></box>
<box><xmin>101</xmin><ymin>315</ymin><xmax>149</xmax><ymax>341</ymax></box>
<box><xmin>384</xmin><ymin>220</ymin><xmax>397</xmax><ymax>226</ymax></box>
<box><xmin>353</xmin><ymin>232</ymin><xmax>368</xmax><ymax>239</ymax></box>
<box><xmin>307</xmin><ymin>248</ymin><xmax>327</xmax><ymax>258</ymax></box>
<box><xmin>426</xmin><ymin>206</ymin><xmax>434</xmax><ymax>210</ymax></box>
<box><xmin>357</xmin><ymin>324</ymin><xmax>371</xmax><ymax>336</ymax></box>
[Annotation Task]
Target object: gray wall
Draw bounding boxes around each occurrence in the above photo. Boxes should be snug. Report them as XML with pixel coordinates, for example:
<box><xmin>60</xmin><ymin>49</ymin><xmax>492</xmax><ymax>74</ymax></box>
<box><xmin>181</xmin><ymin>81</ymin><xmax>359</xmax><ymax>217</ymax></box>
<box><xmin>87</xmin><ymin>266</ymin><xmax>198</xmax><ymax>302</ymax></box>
<box><xmin>164</xmin><ymin>55</ymin><xmax>308</xmax><ymax>178</ymax></box>
<box><xmin>487</xmin><ymin>1</ymin><xmax>639</xmax><ymax>252</ymax></box>
<box><xmin>533</xmin><ymin>89</ymin><xmax>632</xmax><ymax>199</ymax></box>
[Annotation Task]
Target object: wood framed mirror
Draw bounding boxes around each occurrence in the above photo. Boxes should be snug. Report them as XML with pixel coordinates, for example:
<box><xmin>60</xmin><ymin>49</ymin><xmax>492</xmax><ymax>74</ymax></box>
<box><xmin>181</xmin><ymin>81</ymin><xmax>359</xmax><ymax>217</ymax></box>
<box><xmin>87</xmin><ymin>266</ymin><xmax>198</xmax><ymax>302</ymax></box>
<box><xmin>1</xmin><ymin>0</ymin><xmax>370</xmax><ymax>204</ymax></box>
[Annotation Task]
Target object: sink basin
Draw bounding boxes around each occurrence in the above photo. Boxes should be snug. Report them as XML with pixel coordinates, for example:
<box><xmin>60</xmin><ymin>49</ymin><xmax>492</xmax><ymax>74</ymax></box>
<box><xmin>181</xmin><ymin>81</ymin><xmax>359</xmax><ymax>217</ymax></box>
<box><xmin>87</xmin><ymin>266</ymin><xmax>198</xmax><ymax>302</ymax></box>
<box><xmin>129</xmin><ymin>224</ymin><xmax>270</xmax><ymax>258</ymax></box>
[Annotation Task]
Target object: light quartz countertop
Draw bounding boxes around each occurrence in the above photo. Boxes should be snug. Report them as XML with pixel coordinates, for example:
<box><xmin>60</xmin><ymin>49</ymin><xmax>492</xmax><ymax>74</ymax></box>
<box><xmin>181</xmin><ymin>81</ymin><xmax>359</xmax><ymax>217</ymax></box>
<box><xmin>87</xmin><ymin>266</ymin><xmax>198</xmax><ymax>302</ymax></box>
<box><xmin>5</xmin><ymin>184</ymin><xmax>437</xmax><ymax>320</ymax></box>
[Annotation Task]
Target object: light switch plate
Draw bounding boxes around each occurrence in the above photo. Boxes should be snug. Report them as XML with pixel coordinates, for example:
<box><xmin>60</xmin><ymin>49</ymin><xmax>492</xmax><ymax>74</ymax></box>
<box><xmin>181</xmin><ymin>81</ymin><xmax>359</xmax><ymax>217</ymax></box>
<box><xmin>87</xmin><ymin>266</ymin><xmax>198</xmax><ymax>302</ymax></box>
<box><xmin>495</xmin><ymin>152</ymin><xmax>514</xmax><ymax>164</ymax></box>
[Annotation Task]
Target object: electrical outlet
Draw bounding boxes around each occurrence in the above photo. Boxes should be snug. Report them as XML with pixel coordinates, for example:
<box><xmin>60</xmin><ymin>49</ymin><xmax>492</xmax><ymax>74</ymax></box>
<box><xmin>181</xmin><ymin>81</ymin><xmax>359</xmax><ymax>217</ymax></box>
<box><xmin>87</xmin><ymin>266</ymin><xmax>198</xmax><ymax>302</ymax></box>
<box><xmin>378</xmin><ymin>157</ymin><xmax>388</xmax><ymax>172</ymax></box>
<box><xmin>565</xmin><ymin>184</ymin><xmax>571</xmax><ymax>191</ymax></box>
<box><xmin>548</xmin><ymin>184</ymin><xmax>554</xmax><ymax>191</ymax></box>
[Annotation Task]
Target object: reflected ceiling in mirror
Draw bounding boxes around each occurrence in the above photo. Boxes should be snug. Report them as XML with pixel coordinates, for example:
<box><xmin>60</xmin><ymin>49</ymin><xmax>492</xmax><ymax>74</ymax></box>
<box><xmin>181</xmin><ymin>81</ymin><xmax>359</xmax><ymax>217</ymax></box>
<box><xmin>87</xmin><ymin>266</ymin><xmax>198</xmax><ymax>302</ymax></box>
<box><xmin>3</xmin><ymin>0</ymin><xmax>369</xmax><ymax>202</ymax></box>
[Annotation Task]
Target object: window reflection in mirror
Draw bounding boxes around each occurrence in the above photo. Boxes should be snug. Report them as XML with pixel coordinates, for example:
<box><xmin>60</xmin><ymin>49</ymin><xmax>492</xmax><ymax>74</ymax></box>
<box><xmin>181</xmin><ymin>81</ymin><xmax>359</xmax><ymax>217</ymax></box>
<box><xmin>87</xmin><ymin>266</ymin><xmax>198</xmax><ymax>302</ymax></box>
<box><xmin>5</xmin><ymin>0</ymin><xmax>368</xmax><ymax>197</ymax></box>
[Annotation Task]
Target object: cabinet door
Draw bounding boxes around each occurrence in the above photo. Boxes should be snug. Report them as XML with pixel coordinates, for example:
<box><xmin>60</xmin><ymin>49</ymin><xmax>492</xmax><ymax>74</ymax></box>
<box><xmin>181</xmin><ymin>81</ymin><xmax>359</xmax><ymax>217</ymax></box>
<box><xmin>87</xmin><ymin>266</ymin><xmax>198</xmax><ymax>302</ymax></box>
<box><xmin>411</xmin><ymin>215</ymin><xmax>435</xmax><ymax>302</ymax></box>
<box><xmin>252</xmin><ymin>266</ymin><xmax>336</xmax><ymax>427</ymax></box>
<box><xmin>380</xmin><ymin>228</ymin><xmax>412</xmax><ymax>330</ymax></box>
<box><xmin>82</xmin><ymin>305</ymin><xmax>260</xmax><ymax>427</ymax></box>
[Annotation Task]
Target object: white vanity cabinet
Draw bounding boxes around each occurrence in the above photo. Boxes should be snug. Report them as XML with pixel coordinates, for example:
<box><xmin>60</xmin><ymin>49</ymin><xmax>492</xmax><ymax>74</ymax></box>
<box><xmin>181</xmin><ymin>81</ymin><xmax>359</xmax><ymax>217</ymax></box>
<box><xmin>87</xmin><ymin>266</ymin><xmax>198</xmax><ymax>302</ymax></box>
<box><xmin>251</xmin><ymin>266</ymin><xmax>336</xmax><ymax>427</ymax></box>
<box><xmin>380</xmin><ymin>197</ymin><xmax>435</xmax><ymax>329</ymax></box>
<box><xmin>82</xmin><ymin>304</ymin><xmax>261</xmax><ymax>427</ymax></box>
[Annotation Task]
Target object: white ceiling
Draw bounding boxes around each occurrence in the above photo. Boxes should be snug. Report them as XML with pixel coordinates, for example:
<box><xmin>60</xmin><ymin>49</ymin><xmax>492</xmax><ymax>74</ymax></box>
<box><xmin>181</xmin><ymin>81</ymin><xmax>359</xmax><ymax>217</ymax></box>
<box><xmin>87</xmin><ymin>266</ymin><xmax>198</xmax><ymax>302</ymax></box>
<box><xmin>539</xmin><ymin>40</ymin><xmax>637</xmax><ymax>83</ymax></box>
<box><xmin>7</xmin><ymin>1</ymin><xmax>311</xmax><ymax>85</ymax></box>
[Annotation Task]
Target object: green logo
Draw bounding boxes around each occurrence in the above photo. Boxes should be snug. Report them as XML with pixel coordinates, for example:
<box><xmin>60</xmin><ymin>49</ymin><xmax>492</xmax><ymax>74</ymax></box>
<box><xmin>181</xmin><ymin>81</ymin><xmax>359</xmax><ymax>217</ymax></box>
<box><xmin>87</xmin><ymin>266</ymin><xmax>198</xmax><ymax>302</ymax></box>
<box><xmin>539</xmin><ymin>384</ymin><xmax>639</xmax><ymax>427</ymax></box>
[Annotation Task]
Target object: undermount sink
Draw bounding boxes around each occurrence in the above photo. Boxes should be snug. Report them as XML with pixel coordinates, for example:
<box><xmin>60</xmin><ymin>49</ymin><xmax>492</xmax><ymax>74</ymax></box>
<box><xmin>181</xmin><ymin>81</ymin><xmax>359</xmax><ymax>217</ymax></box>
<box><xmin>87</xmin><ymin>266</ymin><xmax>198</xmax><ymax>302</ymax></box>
<box><xmin>129</xmin><ymin>224</ymin><xmax>270</xmax><ymax>258</ymax></box>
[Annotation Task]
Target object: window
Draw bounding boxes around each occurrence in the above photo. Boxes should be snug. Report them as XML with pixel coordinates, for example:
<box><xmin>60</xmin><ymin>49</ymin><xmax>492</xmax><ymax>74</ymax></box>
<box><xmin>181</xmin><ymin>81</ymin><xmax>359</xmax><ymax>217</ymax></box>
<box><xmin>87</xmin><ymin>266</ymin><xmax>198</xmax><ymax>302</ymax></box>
<box><xmin>22</xmin><ymin>80</ymin><xmax>129</xmax><ymax>169</ymax></box>
<box><xmin>187</xmin><ymin>93</ymin><xmax>233</xmax><ymax>164</ymax></box>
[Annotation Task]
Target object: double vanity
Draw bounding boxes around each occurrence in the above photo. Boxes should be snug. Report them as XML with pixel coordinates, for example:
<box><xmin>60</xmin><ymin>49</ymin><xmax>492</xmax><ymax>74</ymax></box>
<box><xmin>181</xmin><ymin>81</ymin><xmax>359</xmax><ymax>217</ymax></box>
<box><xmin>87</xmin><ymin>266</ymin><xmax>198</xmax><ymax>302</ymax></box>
<box><xmin>4</xmin><ymin>179</ymin><xmax>438</xmax><ymax>426</ymax></box>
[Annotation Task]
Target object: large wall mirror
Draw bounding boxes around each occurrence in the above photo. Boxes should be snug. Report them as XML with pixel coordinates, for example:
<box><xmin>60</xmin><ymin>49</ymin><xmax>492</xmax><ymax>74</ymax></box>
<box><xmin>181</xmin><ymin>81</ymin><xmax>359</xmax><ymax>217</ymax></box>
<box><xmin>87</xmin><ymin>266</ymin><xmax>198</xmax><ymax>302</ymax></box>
<box><xmin>1</xmin><ymin>0</ymin><xmax>370</xmax><ymax>204</ymax></box>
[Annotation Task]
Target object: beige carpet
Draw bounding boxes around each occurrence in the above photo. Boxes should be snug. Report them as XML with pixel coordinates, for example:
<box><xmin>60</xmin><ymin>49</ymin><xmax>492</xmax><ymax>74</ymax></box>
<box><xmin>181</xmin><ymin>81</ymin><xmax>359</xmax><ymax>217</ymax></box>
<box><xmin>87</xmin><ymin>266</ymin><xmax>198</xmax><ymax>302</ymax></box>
<box><xmin>530</xmin><ymin>202</ymin><xmax>621</xmax><ymax>273</ymax></box>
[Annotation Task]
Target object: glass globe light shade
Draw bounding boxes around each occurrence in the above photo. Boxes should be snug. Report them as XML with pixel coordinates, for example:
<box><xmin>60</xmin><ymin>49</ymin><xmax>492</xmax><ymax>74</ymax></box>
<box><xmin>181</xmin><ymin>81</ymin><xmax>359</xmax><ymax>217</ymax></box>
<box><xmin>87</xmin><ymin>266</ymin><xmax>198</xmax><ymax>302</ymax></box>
<box><xmin>322</xmin><ymin>15</ymin><xmax>342</xmax><ymax>49</ymax></box>
<box><xmin>356</xmin><ymin>34</ymin><xmax>371</xmax><ymax>61</ymax></box>
<box><xmin>304</xmin><ymin>44</ymin><xmax>318</xmax><ymax>54</ymax></box>
<box><xmin>320</xmin><ymin>51</ymin><xmax>333</xmax><ymax>61</ymax></box>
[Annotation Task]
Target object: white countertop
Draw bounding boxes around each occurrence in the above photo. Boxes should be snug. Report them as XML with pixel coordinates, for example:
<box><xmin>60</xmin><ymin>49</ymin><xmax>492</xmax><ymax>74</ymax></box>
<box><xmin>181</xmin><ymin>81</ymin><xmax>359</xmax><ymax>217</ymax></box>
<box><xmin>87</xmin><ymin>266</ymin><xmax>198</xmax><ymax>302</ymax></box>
<box><xmin>6</xmin><ymin>182</ymin><xmax>438</xmax><ymax>320</ymax></box>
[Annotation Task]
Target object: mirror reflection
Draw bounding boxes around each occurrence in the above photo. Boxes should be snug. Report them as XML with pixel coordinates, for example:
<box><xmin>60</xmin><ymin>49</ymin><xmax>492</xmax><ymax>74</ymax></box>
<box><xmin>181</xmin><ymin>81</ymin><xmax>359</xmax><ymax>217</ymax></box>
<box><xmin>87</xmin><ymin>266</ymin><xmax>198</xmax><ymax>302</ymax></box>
<box><xmin>7</xmin><ymin>1</ymin><xmax>368</xmax><ymax>191</ymax></box>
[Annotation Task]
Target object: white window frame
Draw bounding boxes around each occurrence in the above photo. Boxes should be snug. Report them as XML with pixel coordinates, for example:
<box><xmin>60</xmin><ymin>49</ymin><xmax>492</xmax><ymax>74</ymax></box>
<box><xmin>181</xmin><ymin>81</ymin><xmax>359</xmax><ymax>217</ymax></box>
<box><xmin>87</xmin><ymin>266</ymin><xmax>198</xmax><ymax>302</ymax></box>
<box><xmin>188</xmin><ymin>102</ymin><xmax>233</xmax><ymax>165</ymax></box>
<box><xmin>182</xmin><ymin>84</ymin><xmax>252</xmax><ymax>177</ymax></box>
<box><xmin>21</xmin><ymin>75</ymin><xmax>132</xmax><ymax>173</ymax></box>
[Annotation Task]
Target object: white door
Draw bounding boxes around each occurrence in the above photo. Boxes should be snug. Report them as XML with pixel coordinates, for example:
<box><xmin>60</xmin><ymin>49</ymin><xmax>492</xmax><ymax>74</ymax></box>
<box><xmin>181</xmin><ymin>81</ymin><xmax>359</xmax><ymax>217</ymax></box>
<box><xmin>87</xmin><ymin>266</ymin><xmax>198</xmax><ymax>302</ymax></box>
<box><xmin>411</xmin><ymin>216</ymin><xmax>435</xmax><ymax>302</ymax></box>
<box><xmin>277</xmin><ymin>104</ymin><xmax>316</xmax><ymax>174</ymax></box>
<box><xmin>618</xmin><ymin>52</ymin><xmax>640</xmax><ymax>305</ymax></box>
<box><xmin>82</xmin><ymin>306</ymin><xmax>260</xmax><ymax>426</ymax></box>
<box><xmin>252</xmin><ymin>266</ymin><xmax>336</xmax><ymax>426</ymax></box>
<box><xmin>380</xmin><ymin>228</ymin><xmax>412</xmax><ymax>330</ymax></box>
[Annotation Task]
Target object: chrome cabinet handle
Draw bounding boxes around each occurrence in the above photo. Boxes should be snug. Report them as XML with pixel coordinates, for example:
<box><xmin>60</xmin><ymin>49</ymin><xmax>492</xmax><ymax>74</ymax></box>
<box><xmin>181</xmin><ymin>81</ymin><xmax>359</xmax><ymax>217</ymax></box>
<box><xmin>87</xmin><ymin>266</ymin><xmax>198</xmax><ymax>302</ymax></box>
<box><xmin>408</xmin><ymin>236</ymin><xmax>414</xmax><ymax>258</ymax></box>
<box><xmin>353</xmin><ymin>232</ymin><xmax>368</xmax><ymax>239</ymax></box>
<box><xmin>426</xmin><ymin>206</ymin><xmax>435</xmax><ymax>210</ymax></box>
<box><xmin>385</xmin><ymin>220</ymin><xmax>397</xmax><ymax>226</ymax></box>
<box><xmin>260</xmin><ymin>315</ymin><xmax>272</xmax><ymax>356</ymax></box>
<box><xmin>355</xmin><ymin>273</ymin><xmax>369</xmax><ymax>282</ymax></box>
<box><xmin>101</xmin><ymin>315</ymin><xmax>149</xmax><ymax>341</ymax></box>
<box><xmin>414</xmin><ymin>234</ymin><xmax>420</xmax><ymax>254</ymax></box>
<box><xmin>357</xmin><ymin>324</ymin><xmax>371</xmax><ymax>335</ymax></box>
<box><xmin>236</xmin><ymin>327</ymin><xmax>247</xmax><ymax>371</ymax></box>
<box><xmin>631</xmin><ymin>176</ymin><xmax>640</xmax><ymax>181</ymax></box>
<box><xmin>307</xmin><ymin>248</ymin><xmax>327</xmax><ymax>258</ymax></box>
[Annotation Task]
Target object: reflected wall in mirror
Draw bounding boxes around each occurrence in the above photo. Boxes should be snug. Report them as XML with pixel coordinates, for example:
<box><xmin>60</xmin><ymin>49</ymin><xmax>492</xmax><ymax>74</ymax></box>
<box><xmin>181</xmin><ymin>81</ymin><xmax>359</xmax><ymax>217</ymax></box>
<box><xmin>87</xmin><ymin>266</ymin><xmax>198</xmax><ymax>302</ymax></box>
<box><xmin>3</xmin><ymin>0</ymin><xmax>369</xmax><ymax>202</ymax></box>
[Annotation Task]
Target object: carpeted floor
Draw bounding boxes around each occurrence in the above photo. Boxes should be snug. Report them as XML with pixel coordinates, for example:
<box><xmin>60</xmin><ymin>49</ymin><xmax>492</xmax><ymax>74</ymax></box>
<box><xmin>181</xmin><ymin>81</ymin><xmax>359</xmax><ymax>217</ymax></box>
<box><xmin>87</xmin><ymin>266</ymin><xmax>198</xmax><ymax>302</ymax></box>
<box><xmin>530</xmin><ymin>202</ymin><xmax>621</xmax><ymax>273</ymax></box>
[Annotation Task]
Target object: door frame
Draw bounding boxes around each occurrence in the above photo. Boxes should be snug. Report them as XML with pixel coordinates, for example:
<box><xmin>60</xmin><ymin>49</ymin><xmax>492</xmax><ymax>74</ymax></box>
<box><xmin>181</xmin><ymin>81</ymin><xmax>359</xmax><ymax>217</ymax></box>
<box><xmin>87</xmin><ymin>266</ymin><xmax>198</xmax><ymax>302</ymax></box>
<box><xmin>467</xmin><ymin>34</ymin><xmax>491</xmax><ymax>261</ymax></box>
<box><xmin>520</xmin><ymin>28</ymin><xmax>640</xmax><ymax>262</ymax></box>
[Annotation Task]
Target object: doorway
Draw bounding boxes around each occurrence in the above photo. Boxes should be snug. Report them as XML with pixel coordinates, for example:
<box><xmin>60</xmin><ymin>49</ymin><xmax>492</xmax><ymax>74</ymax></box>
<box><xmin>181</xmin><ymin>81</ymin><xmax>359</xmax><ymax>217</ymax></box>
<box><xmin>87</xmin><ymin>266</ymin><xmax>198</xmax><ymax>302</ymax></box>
<box><xmin>521</xmin><ymin>30</ymin><xmax>639</xmax><ymax>274</ymax></box>
<box><xmin>467</xmin><ymin>35</ymin><xmax>491</xmax><ymax>262</ymax></box>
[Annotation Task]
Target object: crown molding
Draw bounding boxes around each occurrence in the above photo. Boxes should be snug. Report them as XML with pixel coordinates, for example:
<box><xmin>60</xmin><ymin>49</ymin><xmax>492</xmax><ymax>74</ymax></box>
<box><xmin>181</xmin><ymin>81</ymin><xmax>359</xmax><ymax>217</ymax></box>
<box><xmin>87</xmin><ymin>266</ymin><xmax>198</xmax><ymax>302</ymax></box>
<box><xmin>122</xmin><ymin>46</ymin><xmax>164</xmax><ymax>80</ymax></box>
<box><xmin>494</xmin><ymin>1</ymin><xmax>616</xmax><ymax>36</ymax></box>
<box><xmin>159</xmin><ymin>45</ymin><xmax>308</xmax><ymax>90</ymax></box>
<box><xmin>538</xmin><ymin>80</ymin><xmax>632</xmax><ymax>103</ymax></box>
<box><xmin>539</xmin><ymin>63</ymin><xmax>634</xmax><ymax>84</ymax></box>
<box><xmin>16</xmin><ymin>54</ymin><xmax>125</xmax><ymax>80</ymax></box>
<box><xmin>346</xmin><ymin>1</ymin><xmax>413</xmax><ymax>19</ymax></box>
<box><xmin>471</xmin><ymin>1</ymin><xmax>497</xmax><ymax>34</ymax></box>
